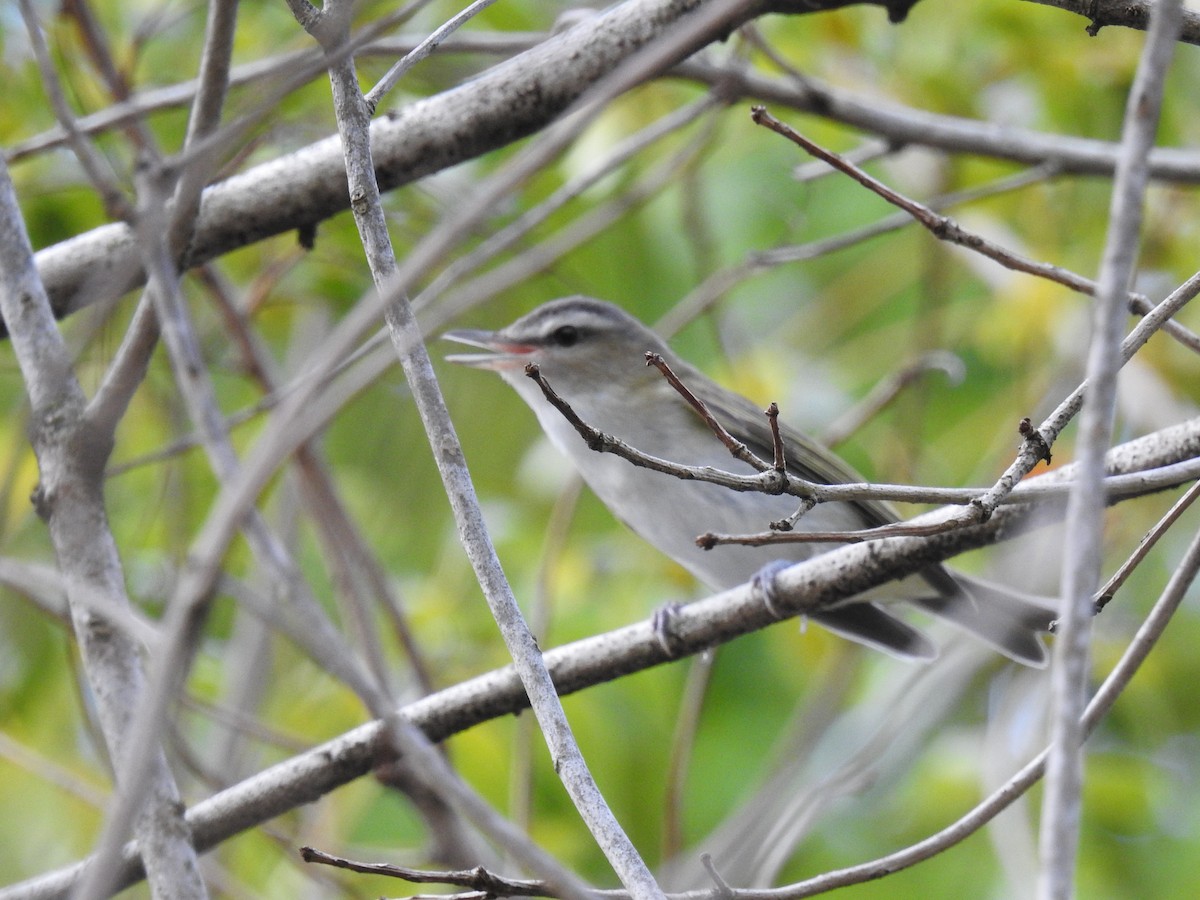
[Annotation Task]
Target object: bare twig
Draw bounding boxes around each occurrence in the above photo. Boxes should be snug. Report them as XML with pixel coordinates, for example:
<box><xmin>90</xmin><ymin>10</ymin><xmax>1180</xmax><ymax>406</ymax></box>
<box><xmin>1094</xmin><ymin>478</ymin><xmax>1200</xmax><ymax>612</ymax></box>
<box><xmin>364</xmin><ymin>0</ymin><xmax>503</xmax><ymax>111</ymax></box>
<box><xmin>1040</xmin><ymin>3</ymin><xmax>1181</xmax><ymax>896</ymax></box>
<box><xmin>645</xmin><ymin>351</ymin><xmax>777</xmax><ymax>476</ymax></box>
<box><xmin>1020</xmin><ymin>0</ymin><xmax>1200</xmax><ymax>42</ymax></box>
<box><xmin>0</xmin><ymin>158</ymin><xmax>205</xmax><ymax>900</ymax></box>
<box><xmin>6</xmin><ymin>417</ymin><xmax>1198</xmax><ymax>899</ymax></box>
<box><xmin>526</xmin><ymin>353</ymin><xmax>1200</xmax><ymax>532</ymax></box>
<box><xmin>299</xmin><ymin>0</ymin><xmax>661</xmax><ymax>894</ymax></box>
<box><xmin>765</xmin><ymin>403</ymin><xmax>787</xmax><ymax>472</ymax></box>
<box><xmin>300</xmin><ymin>847</ymin><xmax>576</xmax><ymax>896</ymax></box>
<box><xmin>964</xmin><ymin>267</ymin><xmax>1200</xmax><ymax>525</ymax></box>
<box><xmin>749</xmin><ymin>105</ymin><xmax>1200</xmax><ymax>355</ymax></box>
<box><xmin>524</xmin><ymin>363</ymin><xmax>801</xmax><ymax>498</ymax></box>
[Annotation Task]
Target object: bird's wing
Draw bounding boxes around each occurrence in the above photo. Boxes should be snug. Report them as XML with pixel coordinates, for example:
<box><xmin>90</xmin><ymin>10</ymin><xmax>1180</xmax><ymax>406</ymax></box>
<box><xmin>692</xmin><ymin>376</ymin><xmax>898</xmax><ymax>528</ymax></box>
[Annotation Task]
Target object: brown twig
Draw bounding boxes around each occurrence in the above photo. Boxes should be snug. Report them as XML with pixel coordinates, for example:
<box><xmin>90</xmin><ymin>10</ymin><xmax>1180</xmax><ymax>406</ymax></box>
<box><xmin>644</xmin><ymin>351</ymin><xmax>772</xmax><ymax>474</ymax></box>
<box><xmin>1094</xmin><ymin>477</ymin><xmax>1200</xmax><ymax>613</ymax></box>
<box><xmin>697</xmin><ymin>514</ymin><xmax>967</xmax><ymax>550</ymax></box>
<box><xmin>749</xmin><ymin>104</ymin><xmax>1200</xmax><ymax>356</ymax></box>
<box><xmin>526</xmin><ymin>361</ymin><xmax>1198</xmax><ymax>518</ymax></box>
<box><xmin>749</xmin><ymin>105</ymin><xmax>1104</xmax><ymax>293</ymax></box>
<box><xmin>524</xmin><ymin>363</ymin><xmax>802</xmax><ymax>498</ymax></box>
<box><xmin>299</xmin><ymin>846</ymin><xmax>560</xmax><ymax>897</ymax></box>
<box><xmin>765</xmin><ymin>402</ymin><xmax>786</xmax><ymax>472</ymax></box>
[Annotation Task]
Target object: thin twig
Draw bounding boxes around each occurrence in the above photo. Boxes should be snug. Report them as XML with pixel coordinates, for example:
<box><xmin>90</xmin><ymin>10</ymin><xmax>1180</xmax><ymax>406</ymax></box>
<box><xmin>9</xmin><ymin>417</ymin><xmax>1199</xmax><ymax>899</ymax></box>
<box><xmin>1094</xmin><ymin>478</ymin><xmax>1200</xmax><ymax>612</ymax></box>
<box><xmin>526</xmin><ymin>355</ymin><xmax>1200</xmax><ymax>531</ymax></box>
<box><xmin>645</xmin><ymin>352</ymin><xmax>775</xmax><ymax>476</ymax></box>
<box><xmin>1040</xmin><ymin>3</ymin><xmax>1182</xmax><ymax>896</ymax></box>
<box><xmin>749</xmin><ymin>105</ymin><xmax>1200</xmax><ymax>356</ymax></box>
<box><xmin>300</xmin><ymin>0</ymin><xmax>661</xmax><ymax>894</ymax></box>
<box><xmin>364</xmin><ymin>0</ymin><xmax>503</xmax><ymax>111</ymax></box>
<box><xmin>300</xmin><ymin>846</ymin><xmax>573</xmax><ymax>896</ymax></box>
<box><xmin>765</xmin><ymin>403</ymin><xmax>787</xmax><ymax>472</ymax></box>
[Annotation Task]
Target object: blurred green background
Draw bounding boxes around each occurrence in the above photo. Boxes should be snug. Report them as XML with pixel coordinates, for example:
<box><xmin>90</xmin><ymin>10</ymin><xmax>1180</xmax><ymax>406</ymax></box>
<box><xmin>2</xmin><ymin>0</ymin><xmax>1199</xmax><ymax>896</ymax></box>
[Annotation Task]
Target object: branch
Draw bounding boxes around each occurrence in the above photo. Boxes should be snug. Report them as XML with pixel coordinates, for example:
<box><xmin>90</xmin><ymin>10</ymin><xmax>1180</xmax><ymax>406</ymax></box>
<box><xmin>0</xmin><ymin>160</ymin><xmax>204</xmax><ymax>898</ymax></box>
<box><xmin>302</xmin><ymin>0</ymin><xmax>662</xmax><ymax>894</ymax></box>
<box><xmin>299</xmin><ymin>847</ymin><xmax>580</xmax><ymax>897</ymax></box>
<box><xmin>1040</xmin><ymin>2</ymin><xmax>1182</xmax><ymax>896</ymax></box>
<box><xmin>1020</xmin><ymin>0</ymin><xmax>1200</xmax><ymax>43</ymax></box>
<box><xmin>27</xmin><ymin>1</ymin><xmax>1200</xmax><ymax>331</ymax></box>
<box><xmin>6</xmin><ymin>418</ymin><xmax>1196</xmax><ymax>899</ymax></box>
<box><xmin>748</xmin><ymin>106</ymin><xmax>1200</xmax><ymax>355</ymax></box>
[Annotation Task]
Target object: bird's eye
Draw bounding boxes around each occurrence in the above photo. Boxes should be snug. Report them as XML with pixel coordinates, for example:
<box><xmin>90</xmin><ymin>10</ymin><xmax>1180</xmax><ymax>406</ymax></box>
<box><xmin>551</xmin><ymin>325</ymin><xmax>579</xmax><ymax>347</ymax></box>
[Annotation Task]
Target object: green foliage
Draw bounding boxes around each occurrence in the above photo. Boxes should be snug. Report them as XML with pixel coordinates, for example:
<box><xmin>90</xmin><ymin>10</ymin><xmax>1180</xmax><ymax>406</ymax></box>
<box><xmin>1</xmin><ymin>0</ymin><xmax>1199</xmax><ymax>897</ymax></box>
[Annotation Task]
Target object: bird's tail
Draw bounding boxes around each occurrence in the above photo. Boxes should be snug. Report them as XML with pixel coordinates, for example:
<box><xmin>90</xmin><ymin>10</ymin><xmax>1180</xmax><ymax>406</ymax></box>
<box><xmin>911</xmin><ymin>573</ymin><xmax>1056</xmax><ymax>666</ymax></box>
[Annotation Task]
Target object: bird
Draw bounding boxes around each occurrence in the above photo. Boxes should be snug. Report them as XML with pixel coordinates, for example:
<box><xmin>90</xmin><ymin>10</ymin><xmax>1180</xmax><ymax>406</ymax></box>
<box><xmin>444</xmin><ymin>296</ymin><xmax>1052</xmax><ymax>664</ymax></box>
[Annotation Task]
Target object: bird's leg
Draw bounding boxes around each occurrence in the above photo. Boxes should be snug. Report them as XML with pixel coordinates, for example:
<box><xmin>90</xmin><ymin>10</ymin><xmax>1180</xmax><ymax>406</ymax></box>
<box><xmin>651</xmin><ymin>602</ymin><xmax>687</xmax><ymax>658</ymax></box>
<box><xmin>751</xmin><ymin>559</ymin><xmax>794</xmax><ymax>621</ymax></box>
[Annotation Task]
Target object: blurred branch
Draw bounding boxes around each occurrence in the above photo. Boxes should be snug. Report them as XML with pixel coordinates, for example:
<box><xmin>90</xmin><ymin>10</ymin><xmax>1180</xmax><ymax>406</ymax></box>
<box><xmin>0</xmin><ymin>159</ymin><xmax>205</xmax><ymax>898</ymax></box>
<box><xmin>674</xmin><ymin>58</ymin><xmax>1200</xmax><ymax>178</ymax></box>
<box><xmin>17</xmin><ymin>0</ymin><xmax>131</xmax><ymax>220</ymax></box>
<box><xmin>6</xmin><ymin>418</ymin><xmax>1197</xmax><ymax>899</ymax></box>
<box><xmin>25</xmin><ymin>0</ymin><xmax>1200</xmax><ymax>331</ymax></box>
<box><xmin>4</xmin><ymin>32</ymin><xmax>544</xmax><ymax>163</ymax></box>
<box><xmin>1094</xmin><ymin>478</ymin><xmax>1200</xmax><ymax>612</ymax></box>
<box><xmin>657</xmin><ymin>162</ymin><xmax>1062</xmax><ymax>334</ymax></box>
<box><xmin>1040</xmin><ymin>3</ymin><xmax>1181</xmax><ymax>896</ymax></box>
<box><xmin>819</xmin><ymin>352</ymin><xmax>965</xmax><ymax>448</ymax></box>
<box><xmin>749</xmin><ymin>106</ymin><xmax>1200</xmax><ymax>355</ymax></box>
<box><xmin>364</xmin><ymin>0</ymin><xmax>503</xmax><ymax>111</ymax></box>
<box><xmin>1020</xmin><ymin>0</ymin><xmax>1200</xmax><ymax>44</ymax></box>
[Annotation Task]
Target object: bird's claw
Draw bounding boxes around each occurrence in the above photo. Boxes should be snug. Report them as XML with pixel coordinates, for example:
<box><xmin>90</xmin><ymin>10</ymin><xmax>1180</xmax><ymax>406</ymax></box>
<box><xmin>652</xmin><ymin>602</ymin><xmax>686</xmax><ymax>658</ymax></box>
<box><xmin>752</xmin><ymin>560</ymin><xmax>793</xmax><ymax>621</ymax></box>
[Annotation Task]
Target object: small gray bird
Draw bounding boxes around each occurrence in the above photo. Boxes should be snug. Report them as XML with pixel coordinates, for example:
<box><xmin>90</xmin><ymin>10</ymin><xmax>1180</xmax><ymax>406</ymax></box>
<box><xmin>444</xmin><ymin>296</ymin><xmax>1051</xmax><ymax>664</ymax></box>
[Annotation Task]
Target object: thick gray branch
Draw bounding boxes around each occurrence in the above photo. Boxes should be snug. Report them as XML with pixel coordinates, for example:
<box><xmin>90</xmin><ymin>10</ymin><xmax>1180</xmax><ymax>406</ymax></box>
<box><xmin>6</xmin><ymin>417</ymin><xmax>1198</xmax><ymax>900</ymax></box>
<box><xmin>30</xmin><ymin>0</ymin><xmax>1200</xmax><ymax>329</ymax></box>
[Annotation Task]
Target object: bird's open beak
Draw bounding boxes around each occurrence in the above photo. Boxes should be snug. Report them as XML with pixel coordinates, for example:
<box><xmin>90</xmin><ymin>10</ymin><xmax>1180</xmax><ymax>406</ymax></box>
<box><xmin>442</xmin><ymin>328</ymin><xmax>537</xmax><ymax>371</ymax></box>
